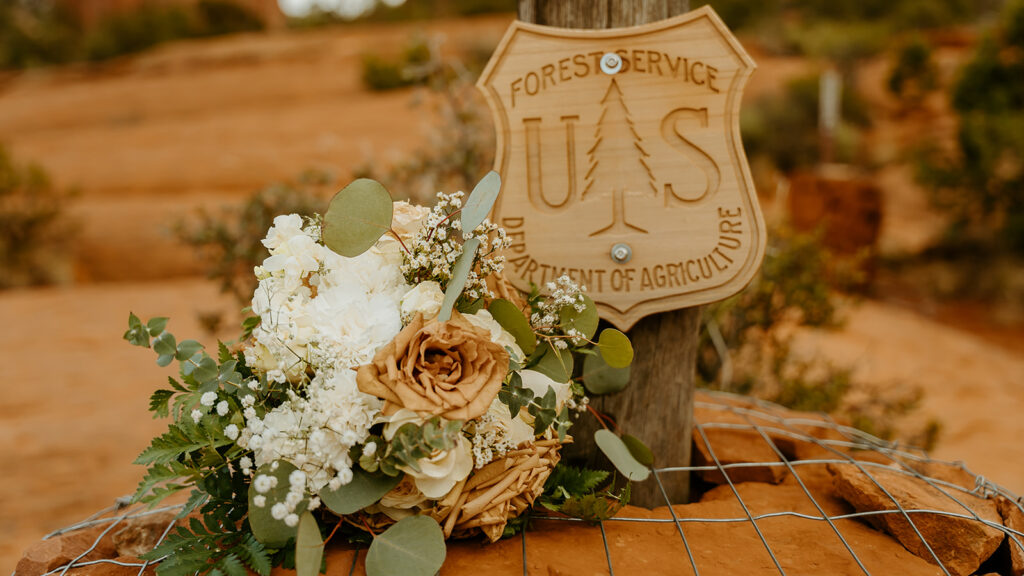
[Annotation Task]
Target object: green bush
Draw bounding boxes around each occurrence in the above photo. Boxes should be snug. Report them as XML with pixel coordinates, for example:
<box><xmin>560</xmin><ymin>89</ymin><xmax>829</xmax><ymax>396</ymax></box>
<box><xmin>1</xmin><ymin>0</ymin><xmax>264</xmax><ymax>69</ymax></box>
<box><xmin>176</xmin><ymin>171</ymin><xmax>329</xmax><ymax>303</ymax></box>
<box><xmin>361</xmin><ymin>37</ymin><xmax>433</xmax><ymax>91</ymax></box>
<box><xmin>0</xmin><ymin>146</ymin><xmax>74</xmax><ymax>289</ymax></box>
<box><xmin>742</xmin><ymin>74</ymin><xmax>870</xmax><ymax>173</ymax></box>
<box><xmin>888</xmin><ymin>35</ymin><xmax>938</xmax><ymax>106</ymax></box>
<box><xmin>917</xmin><ymin>0</ymin><xmax>1024</xmax><ymax>254</ymax></box>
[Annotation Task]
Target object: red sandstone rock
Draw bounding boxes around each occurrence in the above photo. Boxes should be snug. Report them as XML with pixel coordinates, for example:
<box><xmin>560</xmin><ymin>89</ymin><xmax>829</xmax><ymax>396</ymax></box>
<box><xmin>15</xmin><ymin>525</ymin><xmax>117</xmax><ymax>576</ymax></box>
<box><xmin>111</xmin><ymin>512</ymin><xmax>179</xmax><ymax>558</ymax></box>
<box><xmin>828</xmin><ymin>462</ymin><xmax>1004</xmax><ymax>576</ymax></box>
<box><xmin>692</xmin><ymin>427</ymin><xmax>789</xmax><ymax>485</ymax></box>
<box><xmin>997</xmin><ymin>497</ymin><xmax>1024</xmax><ymax>576</ymax></box>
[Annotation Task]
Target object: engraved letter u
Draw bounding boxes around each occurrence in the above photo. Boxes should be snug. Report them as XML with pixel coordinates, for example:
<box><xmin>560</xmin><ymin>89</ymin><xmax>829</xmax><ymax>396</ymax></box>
<box><xmin>523</xmin><ymin>115</ymin><xmax>579</xmax><ymax>212</ymax></box>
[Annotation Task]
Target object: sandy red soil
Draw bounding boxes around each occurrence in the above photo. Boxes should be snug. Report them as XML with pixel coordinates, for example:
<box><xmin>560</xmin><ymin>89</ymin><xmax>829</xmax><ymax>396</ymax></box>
<box><xmin>1</xmin><ymin>14</ymin><xmax>1022</xmax><ymax>572</ymax></box>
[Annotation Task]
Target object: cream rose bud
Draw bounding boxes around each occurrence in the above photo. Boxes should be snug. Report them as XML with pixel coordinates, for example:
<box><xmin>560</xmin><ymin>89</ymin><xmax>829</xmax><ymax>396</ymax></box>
<box><xmin>520</xmin><ymin>370</ymin><xmax>572</xmax><ymax>411</ymax></box>
<box><xmin>485</xmin><ymin>397</ymin><xmax>534</xmax><ymax>448</ymax></box>
<box><xmin>465</xmin><ymin>310</ymin><xmax>525</xmax><ymax>362</ymax></box>
<box><xmin>382</xmin><ymin>408</ymin><xmax>426</xmax><ymax>441</ymax></box>
<box><xmin>391</xmin><ymin>201</ymin><xmax>431</xmax><ymax>240</ymax></box>
<box><xmin>400</xmin><ymin>281</ymin><xmax>444</xmax><ymax>321</ymax></box>
<box><xmin>377</xmin><ymin>475</ymin><xmax>429</xmax><ymax>521</ymax></box>
<box><xmin>399</xmin><ymin>436</ymin><xmax>474</xmax><ymax>499</ymax></box>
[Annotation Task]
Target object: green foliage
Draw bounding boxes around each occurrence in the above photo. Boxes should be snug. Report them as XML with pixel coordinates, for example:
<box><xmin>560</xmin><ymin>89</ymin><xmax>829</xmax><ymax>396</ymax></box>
<box><xmin>126</xmin><ymin>314</ymin><xmax>270</xmax><ymax>575</ymax></box>
<box><xmin>322</xmin><ymin>178</ymin><xmax>394</xmax><ymax>257</ymax></box>
<box><xmin>741</xmin><ymin>74</ymin><xmax>870</xmax><ymax>174</ymax></box>
<box><xmin>0</xmin><ymin>145</ymin><xmax>73</xmax><ymax>289</ymax></box>
<box><xmin>365</xmin><ymin>516</ymin><xmax>446</xmax><ymax>576</ymax></box>
<box><xmin>295</xmin><ymin>512</ymin><xmax>324</xmax><ymax>576</ymax></box>
<box><xmin>361</xmin><ymin>36</ymin><xmax>433</xmax><ymax>92</ymax></box>
<box><xmin>461</xmin><ymin>170</ymin><xmax>501</xmax><ymax>232</ymax></box>
<box><xmin>0</xmin><ymin>0</ymin><xmax>264</xmax><ymax>68</ymax></box>
<box><xmin>286</xmin><ymin>0</ymin><xmax>513</xmax><ymax>28</ymax></box>
<box><xmin>582</xmin><ymin>351</ymin><xmax>630</xmax><ymax>395</ymax></box>
<box><xmin>498</xmin><ymin>372</ymin><xmax>534</xmax><ymax>416</ymax></box>
<box><xmin>438</xmin><ymin>237</ymin><xmax>480</xmax><ymax>322</ymax></box>
<box><xmin>917</xmin><ymin>0</ymin><xmax>1024</xmax><ymax>254</ymax></box>
<box><xmin>488</xmin><ymin>299</ymin><xmax>537</xmax><ymax>355</ymax></box>
<box><xmin>596</xmin><ymin>328</ymin><xmax>633</xmax><ymax>368</ymax></box>
<box><xmin>320</xmin><ymin>469</ymin><xmax>401</xmax><ymax>515</ymax></box>
<box><xmin>143</xmin><ymin>518</ymin><xmax>271</xmax><ymax>576</ymax></box>
<box><xmin>888</xmin><ymin>35</ymin><xmax>938</xmax><ymax>105</ymax></box>
<box><xmin>176</xmin><ymin>173</ymin><xmax>328</xmax><ymax>303</ymax></box>
<box><xmin>359</xmin><ymin>417</ymin><xmax>463</xmax><ymax>476</ymax></box>
<box><xmin>594</xmin><ymin>429</ymin><xmax>650</xmax><ymax>482</ymax></box>
<box><xmin>248</xmin><ymin>461</ymin><xmax>307</xmax><ymax>548</ymax></box>
<box><xmin>540</xmin><ymin>464</ymin><xmax>629</xmax><ymax>524</ymax></box>
<box><xmin>529</xmin><ymin>342</ymin><xmax>574</xmax><ymax>383</ymax></box>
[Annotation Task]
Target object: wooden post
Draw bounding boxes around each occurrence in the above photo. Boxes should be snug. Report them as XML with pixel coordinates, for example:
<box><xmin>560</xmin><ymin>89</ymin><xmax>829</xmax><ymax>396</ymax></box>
<box><xmin>517</xmin><ymin>0</ymin><xmax>696</xmax><ymax>507</ymax></box>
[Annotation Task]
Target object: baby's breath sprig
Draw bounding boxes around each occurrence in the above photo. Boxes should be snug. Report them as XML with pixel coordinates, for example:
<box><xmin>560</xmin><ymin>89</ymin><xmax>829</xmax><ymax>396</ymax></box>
<box><xmin>400</xmin><ymin>190</ymin><xmax>511</xmax><ymax>304</ymax></box>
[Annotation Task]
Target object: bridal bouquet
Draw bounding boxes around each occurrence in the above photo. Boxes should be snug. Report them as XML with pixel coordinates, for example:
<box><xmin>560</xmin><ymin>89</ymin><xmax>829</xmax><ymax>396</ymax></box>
<box><xmin>125</xmin><ymin>173</ymin><xmax>642</xmax><ymax>576</ymax></box>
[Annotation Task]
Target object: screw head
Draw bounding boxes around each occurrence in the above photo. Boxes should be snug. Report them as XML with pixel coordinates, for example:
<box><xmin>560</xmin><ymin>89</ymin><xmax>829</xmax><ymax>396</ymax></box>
<box><xmin>610</xmin><ymin>243</ymin><xmax>632</xmax><ymax>264</ymax></box>
<box><xmin>600</xmin><ymin>52</ymin><xmax>622</xmax><ymax>75</ymax></box>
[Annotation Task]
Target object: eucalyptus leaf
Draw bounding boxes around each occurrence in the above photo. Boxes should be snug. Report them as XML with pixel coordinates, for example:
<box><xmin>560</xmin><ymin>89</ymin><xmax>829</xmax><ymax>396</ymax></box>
<box><xmin>532</xmin><ymin>341</ymin><xmax>573</xmax><ymax>383</ymax></box>
<box><xmin>594</xmin><ymin>429</ymin><xmax>650</xmax><ymax>481</ymax></box>
<box><xmin>320</xmin><ymin>468</ymin><xmax>401</xmax><ymax>515</ymax></box>
<box><xmin>175</xmin><ymin>339</ymin><xmax>204</xmax><ymax>361</ymax></box>
<box><xmin>156</xmin><ymin>354</ymin><xmax>175</xmax><ymax>368</ymax></box>
<box><xmin>559</xmin><ymin>294</ymin><xmax>598</xmax><ymax>340</ymax></box>
<box><xmin>488</xmin><ymin>299</ymin><xmax>537</xmax><ymax>355</ymax></box>
<box><xmin>146</xmin><ymin>317</ymin><xmax>169</xmax><ymax>336</ymax></box>
<box><xmin>153</xmin><ymin>332</ymin><xmax>177</xmax><ymax>357</ymax></box>
<box><xmin>582</xmin><ymin>351</ymin><xmax>631</xmax><ymax>395</ymax></box>
<box><xmin>597</xmin><ymin>328</ymin><xmax>634</xmax><ymax>368</ymax></box>
<box><xmin>622</xmin><ymin>434</ymin><xmax>655</xmax><ymax>467</ymax></box>
<box><xmin>365</xmin><ymin>516</ymin><xmax>446</xmax><ymax>576</ymax></box>
<box><xmin>461</xmin><ymin>170</ymin><xmax>501</xmax><ymax>233</ymax></box>
<box><xmin>295</xmin><ymin>511</ymin><xmax>324</xmax><ymax>576</ymax></box>
<box><xmin>437</xmin><ymin>237</ymin><xmax>480</xmax><ymax>322</ymax></box>
<box><xmin>322</xmin><ymin>179</ymin><xmax>394</xmax><ymax>258</ymax></box>
<box><xmin>248</xmin><ymin>460</ymin><xmax>305</xmax><ymax>548</ymax></box>
<box><xmin>192</xmin><ymin>355</ymin><xmax>219</xmax><ymax>385</ymax></box>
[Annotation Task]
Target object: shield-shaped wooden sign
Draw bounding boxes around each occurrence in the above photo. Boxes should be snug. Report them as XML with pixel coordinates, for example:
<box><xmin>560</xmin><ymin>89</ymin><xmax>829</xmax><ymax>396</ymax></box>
<box><xmin>477</xmin><ymin>6</ymin><xmax>766</xmax><ymax>330</ymax></box>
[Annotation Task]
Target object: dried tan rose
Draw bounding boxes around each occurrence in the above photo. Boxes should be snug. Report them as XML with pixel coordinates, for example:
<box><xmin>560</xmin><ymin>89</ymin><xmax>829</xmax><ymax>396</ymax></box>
<box><xmin>356</xmin><ymin>312</ymin><xmax>509</xmax><ymax>421</ymax></box>
<box><xmin>429</xmin><ymin>439</ymin><xmax>563</xmax><ymax>542</ymax></box>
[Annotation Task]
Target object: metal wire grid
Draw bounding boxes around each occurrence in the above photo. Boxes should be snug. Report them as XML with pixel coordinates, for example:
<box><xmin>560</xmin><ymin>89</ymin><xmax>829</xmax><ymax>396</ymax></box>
<box><xmin>24</xmin><ymin>390</ymin><xmax>1024</xmax><ymax>576</ymax></box>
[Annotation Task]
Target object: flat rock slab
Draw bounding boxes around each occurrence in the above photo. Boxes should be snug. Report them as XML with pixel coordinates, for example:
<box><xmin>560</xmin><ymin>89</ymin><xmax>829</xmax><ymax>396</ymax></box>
<box><xmin>828</xmin><ymin>462</ymin><xmax>1004</xmax><ymax>576</ymax></box>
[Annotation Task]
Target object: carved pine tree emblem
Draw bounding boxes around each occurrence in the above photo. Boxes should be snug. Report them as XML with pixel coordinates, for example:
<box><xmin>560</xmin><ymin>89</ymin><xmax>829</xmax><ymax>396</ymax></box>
<box><xmin>582</xmin><ymin>78</ymin><xmax>658</xmax><ymax>236</ymax></box>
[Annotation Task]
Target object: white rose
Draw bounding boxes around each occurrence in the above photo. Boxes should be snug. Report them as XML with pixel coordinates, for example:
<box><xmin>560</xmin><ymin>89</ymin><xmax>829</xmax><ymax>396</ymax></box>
<box><xmin>400</xmin><ymin>436</ymin><xmax>474</xmax><ymax>499</ymax></box>
<box><xmin>518</xmin><ymin>370</ymin><xmax>572</xmax><ymax>429</ymax></box>
<box><xmin>483</xmin><ymin>397</ymin><xmax>534</xmax><ymax>448</ymax></box>
<box><xmin>464</xmin><ymin>309</ymin><xmax>524</xmax><ymax>362</ymax></box>
<box><xmin>400</xmin><ymin>281</ymin><xmax>444</xmax><ymax>321</ymax></box>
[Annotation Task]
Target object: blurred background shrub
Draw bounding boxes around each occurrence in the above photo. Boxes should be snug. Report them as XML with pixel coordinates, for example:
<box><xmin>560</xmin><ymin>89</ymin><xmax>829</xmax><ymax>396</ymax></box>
<box><xmin>0</xmin><ymin>145</ymin><xmax>74</xmax><ymax>289</ymax></box>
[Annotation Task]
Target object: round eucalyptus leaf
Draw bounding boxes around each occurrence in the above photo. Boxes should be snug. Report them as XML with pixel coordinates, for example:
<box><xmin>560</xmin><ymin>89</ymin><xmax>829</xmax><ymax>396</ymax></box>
<box><xmin>597</xmin><ymin>328</ymin><xmax>634</xmax><ymax>368</ymax></box>
<box><xmin>320</xmin><ymin>468</ymin><xmax>401</xmax><ymax>515</ymax></box>
<box><xmin>248</xmin><ymin>460</ymin><xmax>304</xmax><ymax>548</ymax></box>
<box><xmin>322</xmin><ymin>178</ymin><xmax>394</xmax><ymax>257</ymax></box>
<box><xmin>622</xmin><ymin>434</ymin><xmax>655</xmax><ymax>467</ymax></box>
<box><xmin>365</xmin><ymin>515</ymin><xmax>446</xmax><ymax>576</ymax></box>
<box><xmin>531</xmin><ymin>341</ymin><xmax>574</xmax><ymax>383</ymax></box>
<box><xmin>437</xmin><ymin>238</ymin><xmax>480</xmax><ymax>322</ymax></box>
<box><xmin>488</xmin><ymin>298</ymin><xmax>537</xmax><ymax>355</ymax></box>
<box><xmin>295</xmin><ymin>511</ymin><xmax>324</xmax><ymax>576</ymax></box>
<box><xmin>559</xmin><ymin>294</ymin><xmax>599</xmax><ymax>340</ymax></box>
<box><xmin>461</xmin><ymin>171</ymin><xmax>501</xmax><ymax>232</ymax></box>
<box><xmin>594</xmin><ymin>429</ymin><xmax>650</xmax><ymax>481</ymax></box>
<box><xmin>582</xmin><ymin>350</ymin><xmax>630</xmax><ymax>395</ymax></box>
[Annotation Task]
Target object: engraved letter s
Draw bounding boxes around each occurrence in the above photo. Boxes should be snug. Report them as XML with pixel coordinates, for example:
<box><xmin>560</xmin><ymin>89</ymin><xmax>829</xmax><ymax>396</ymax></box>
<box><xmin>660</xmin><ymin>107</ymin><xmax>721</xmax><ymax>204</ymax></box>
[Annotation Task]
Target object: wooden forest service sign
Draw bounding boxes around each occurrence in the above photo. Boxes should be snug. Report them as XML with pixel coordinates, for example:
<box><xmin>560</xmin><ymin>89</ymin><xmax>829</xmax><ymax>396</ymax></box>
<box><xmin>477</xmin><ymin>6</ymin><xmax>766</xmax><ymax>330</ymax></box>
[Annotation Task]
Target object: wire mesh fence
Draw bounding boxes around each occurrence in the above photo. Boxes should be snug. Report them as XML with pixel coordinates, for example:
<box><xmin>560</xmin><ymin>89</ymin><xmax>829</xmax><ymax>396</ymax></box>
<box><xmin>22</xmin><ymin>390</ymin><xmax>1024</xmax><ymax>576</ymax></box>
